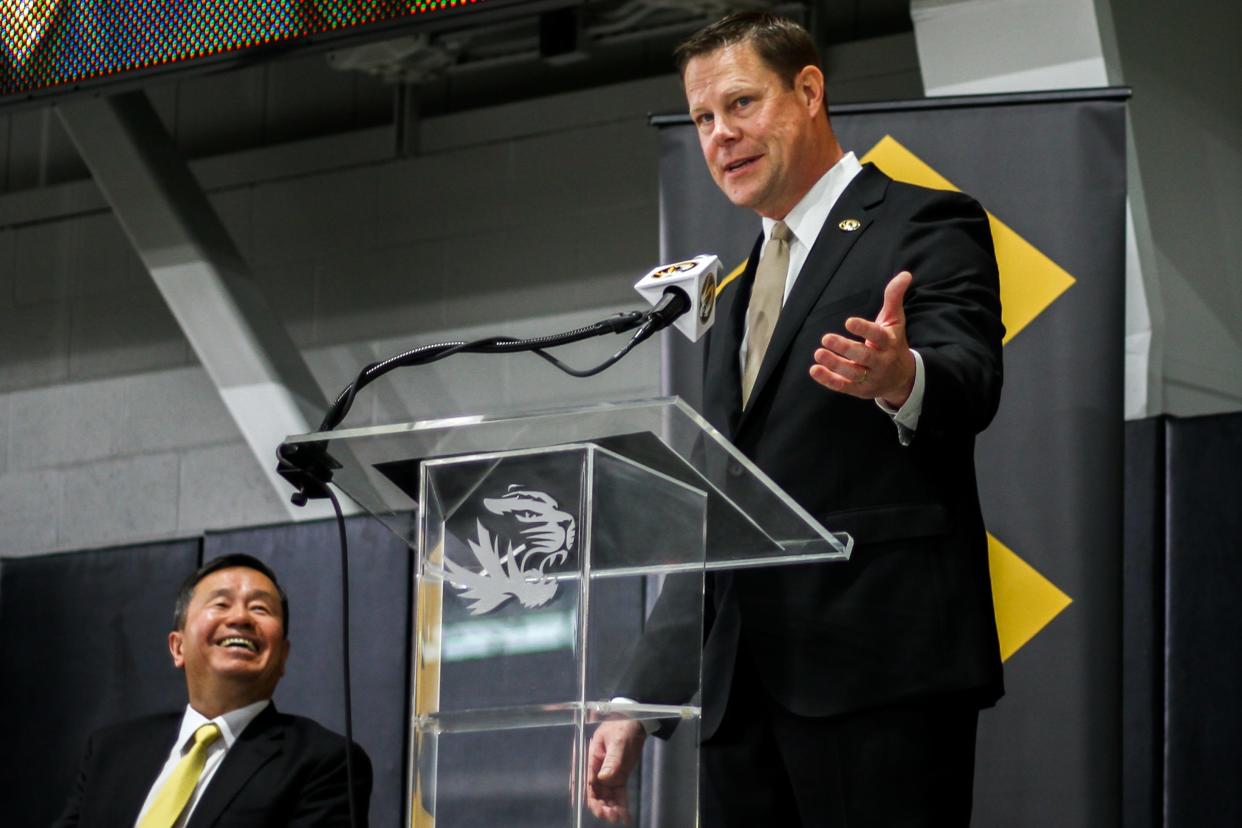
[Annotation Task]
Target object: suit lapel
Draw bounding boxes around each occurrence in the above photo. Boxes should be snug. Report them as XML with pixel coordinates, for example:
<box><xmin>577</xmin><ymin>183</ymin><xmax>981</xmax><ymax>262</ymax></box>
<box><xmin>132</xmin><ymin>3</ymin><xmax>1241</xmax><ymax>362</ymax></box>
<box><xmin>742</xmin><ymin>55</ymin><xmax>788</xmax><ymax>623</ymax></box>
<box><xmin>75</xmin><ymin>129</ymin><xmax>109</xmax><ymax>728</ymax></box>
<box><xmin>187</xmin><ymin>704</ymin><xmax>283</xmax><ymax>827</ymax></box>
<box><xmin>737</xmin><ymin>165</ymin><xmax>890</xmax><ymax>433</ymax></box>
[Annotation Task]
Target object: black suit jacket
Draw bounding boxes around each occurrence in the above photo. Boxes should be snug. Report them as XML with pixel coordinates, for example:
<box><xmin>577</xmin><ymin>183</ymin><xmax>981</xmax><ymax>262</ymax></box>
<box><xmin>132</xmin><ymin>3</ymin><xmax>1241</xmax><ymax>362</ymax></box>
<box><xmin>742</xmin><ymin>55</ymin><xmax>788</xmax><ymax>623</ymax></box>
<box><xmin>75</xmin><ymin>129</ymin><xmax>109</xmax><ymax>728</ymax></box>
<box><xmin>626</xmin><ymin>164</ymin><xmax>1005</xmax><ymax>736</ymax></box>
<box><xmin>54</xmin><ymin>703</ymin><xmax>372</xmax><ymax>827</ymax></box>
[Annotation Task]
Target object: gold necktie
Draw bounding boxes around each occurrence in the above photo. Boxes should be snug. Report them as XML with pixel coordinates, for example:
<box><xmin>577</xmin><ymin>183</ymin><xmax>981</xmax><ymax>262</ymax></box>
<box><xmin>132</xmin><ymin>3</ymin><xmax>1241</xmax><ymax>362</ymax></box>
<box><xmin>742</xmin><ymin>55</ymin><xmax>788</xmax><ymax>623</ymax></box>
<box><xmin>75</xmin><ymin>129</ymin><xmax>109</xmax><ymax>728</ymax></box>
<box><xmin>138</xmin><ymin>723</ymin><xmax>222</xmax><ymax>828</ymax></box>
<box><xmin>742</xmin><ymin>221</ymin><xmax>792</xmax><ymax>408</ymax></box>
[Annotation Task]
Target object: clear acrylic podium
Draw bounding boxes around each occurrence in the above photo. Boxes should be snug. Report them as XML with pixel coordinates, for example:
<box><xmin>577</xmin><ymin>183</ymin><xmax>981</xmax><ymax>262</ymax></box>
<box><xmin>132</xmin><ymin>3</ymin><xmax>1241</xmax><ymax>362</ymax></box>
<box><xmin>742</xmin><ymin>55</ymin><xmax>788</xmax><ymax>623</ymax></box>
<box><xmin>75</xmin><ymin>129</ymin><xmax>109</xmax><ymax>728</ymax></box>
<box><xmin>280</xmin><ymin>398</ymin><xmax>852</xmax><ymax>828</ymax></box>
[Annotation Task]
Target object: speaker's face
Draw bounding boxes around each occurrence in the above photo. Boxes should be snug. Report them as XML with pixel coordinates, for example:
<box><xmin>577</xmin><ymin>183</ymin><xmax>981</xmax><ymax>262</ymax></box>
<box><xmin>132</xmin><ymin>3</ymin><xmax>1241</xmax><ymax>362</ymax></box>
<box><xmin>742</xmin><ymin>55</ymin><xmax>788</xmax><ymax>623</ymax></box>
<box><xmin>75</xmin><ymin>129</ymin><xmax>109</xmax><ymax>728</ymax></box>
<box><xmin>684</xmin><ymin>42</ymin><xmax>828</xmax><ymax>220</ymax></box>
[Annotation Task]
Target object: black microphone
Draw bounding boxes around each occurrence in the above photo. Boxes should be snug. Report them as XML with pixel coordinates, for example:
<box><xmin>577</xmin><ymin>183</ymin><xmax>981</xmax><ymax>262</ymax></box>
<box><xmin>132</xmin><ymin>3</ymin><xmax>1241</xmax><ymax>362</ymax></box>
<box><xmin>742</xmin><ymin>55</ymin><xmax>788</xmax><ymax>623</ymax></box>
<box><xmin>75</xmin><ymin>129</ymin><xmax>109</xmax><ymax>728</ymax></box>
<box><xmin>645</xmin><ymin>288</ymin><xmax>692</xmax><ymax>327</ymax></box>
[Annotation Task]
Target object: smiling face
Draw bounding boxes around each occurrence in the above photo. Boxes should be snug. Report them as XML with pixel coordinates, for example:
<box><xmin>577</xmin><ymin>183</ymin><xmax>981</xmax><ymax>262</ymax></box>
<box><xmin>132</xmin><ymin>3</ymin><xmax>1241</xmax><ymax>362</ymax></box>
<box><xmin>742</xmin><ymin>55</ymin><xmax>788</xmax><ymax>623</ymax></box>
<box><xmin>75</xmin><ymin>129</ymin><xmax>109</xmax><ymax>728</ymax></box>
<box><xmin>169</xmin><ymin>566</ymin><xmax>290</xmax><ymax>717</ymax></box>
<box><xmin>683</xmin><ymin>41</ymin><xmax>840</xmax><ymax>219</ymax></box>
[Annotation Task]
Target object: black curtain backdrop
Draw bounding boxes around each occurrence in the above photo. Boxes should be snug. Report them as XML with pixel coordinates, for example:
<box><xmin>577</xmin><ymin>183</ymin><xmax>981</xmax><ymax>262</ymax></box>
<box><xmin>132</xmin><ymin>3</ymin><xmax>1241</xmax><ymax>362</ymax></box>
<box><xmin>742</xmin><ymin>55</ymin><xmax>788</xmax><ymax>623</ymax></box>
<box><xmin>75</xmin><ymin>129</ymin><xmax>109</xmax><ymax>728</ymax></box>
<box><xmin>1121</xmin><ymin>412</ymin><xmax>1242</xmax><ymax>828</ymax></box>
<box><xmin>655</xmin><ymin>89</ymin><xmax>1128</xmax><ymax>828</ymax></box>
<box><xmin>1123</xmin><ymin>416</ymin><xmax>1164</xmax><ymax>828</ymax></box>
<box><xmin>0</xmin><ymin>539</ymin><xmax>199</xmax><ymax>827</ymax></box>
<box><xmin>1160</xmin><ymin>413</ymin><xmax>1242</xmax><ymax>827</ymax></box>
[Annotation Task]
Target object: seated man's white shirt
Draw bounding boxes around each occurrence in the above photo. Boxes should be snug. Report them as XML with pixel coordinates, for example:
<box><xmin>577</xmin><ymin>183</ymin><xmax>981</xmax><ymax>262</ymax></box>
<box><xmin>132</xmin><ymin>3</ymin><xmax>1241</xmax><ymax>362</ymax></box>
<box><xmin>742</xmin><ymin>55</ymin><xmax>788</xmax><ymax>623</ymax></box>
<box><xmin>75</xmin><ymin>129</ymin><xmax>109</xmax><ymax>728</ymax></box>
<box><xmin>134</xmin><ymin>699</ymin><xmax>270</xmax><ymax>828</ymax></box>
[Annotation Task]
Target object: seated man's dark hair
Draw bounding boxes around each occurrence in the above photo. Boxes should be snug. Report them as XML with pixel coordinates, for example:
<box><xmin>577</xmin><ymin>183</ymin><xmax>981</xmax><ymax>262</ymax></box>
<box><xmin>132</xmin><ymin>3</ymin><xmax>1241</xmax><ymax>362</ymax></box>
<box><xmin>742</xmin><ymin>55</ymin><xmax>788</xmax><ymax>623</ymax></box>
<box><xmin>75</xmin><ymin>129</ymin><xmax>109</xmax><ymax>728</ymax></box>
<box><xmin>673</xmin><ymin>11</ymin><xmax>823</xmax><ymax>87</ymax></box>
<box><xmin>173</xmin><ymin>553</ymin><xmax>290</xmax><ymax>635</ymax></box>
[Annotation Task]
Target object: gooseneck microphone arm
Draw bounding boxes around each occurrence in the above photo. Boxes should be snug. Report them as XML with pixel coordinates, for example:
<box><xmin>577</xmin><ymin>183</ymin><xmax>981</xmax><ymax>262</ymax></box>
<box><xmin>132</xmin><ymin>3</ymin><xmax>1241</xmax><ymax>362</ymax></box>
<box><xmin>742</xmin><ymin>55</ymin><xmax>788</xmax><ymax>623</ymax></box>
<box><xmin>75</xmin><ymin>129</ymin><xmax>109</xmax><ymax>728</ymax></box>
<box><xmin>317</xmin><ymin>308</ymin><xmax>653</xmax><ymax>433</ymax></box>
<box><xmin>277</xmin><ymin>287</ymin><xmax>695</xmax><ymax>507</ymax></box>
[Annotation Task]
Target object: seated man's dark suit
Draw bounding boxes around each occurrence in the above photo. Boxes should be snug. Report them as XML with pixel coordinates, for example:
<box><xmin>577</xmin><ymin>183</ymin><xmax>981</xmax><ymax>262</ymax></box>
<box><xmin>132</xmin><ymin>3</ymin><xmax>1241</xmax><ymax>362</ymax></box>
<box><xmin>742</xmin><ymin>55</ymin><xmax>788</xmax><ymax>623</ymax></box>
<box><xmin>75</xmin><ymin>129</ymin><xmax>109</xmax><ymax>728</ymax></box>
<box><xmin>623</xmin><ymin>163</ymin><xmax>1005</xmax><ymax>822</ymax></box>
<box><xmin>54</xmin><ymin>703</ymin><xmax>372</xmax><ymax>827</ymax></box>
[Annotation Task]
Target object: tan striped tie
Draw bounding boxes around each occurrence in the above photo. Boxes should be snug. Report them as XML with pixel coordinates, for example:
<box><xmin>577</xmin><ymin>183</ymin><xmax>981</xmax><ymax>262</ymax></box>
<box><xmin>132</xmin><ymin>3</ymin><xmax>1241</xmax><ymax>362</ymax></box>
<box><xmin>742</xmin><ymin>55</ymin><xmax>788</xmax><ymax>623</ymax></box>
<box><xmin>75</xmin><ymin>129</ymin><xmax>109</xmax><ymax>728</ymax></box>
<box><xmin>742</xmin><ymin>221</ymin><xmax>792</xmax><ymax>408</ymax></box>
<box><xmin>137</xmin><ymin>723</ymin><xmax>221</xmax><ymax>828</ymax></box>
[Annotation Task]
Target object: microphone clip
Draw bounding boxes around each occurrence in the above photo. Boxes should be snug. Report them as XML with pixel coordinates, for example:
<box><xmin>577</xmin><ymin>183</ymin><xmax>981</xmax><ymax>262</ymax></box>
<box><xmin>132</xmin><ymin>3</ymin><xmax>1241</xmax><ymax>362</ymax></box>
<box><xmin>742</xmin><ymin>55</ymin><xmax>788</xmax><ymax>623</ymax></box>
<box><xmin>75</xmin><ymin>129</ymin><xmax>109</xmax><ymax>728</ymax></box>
<box><xmin>633</xmin><ymin>288</ymin><xmax>693</xmax><ymax>345</ymax></box>
<box><xmin>276</xmin><ymin>440</ymin><xmax>340</xmax><ymax>506</ymax></box>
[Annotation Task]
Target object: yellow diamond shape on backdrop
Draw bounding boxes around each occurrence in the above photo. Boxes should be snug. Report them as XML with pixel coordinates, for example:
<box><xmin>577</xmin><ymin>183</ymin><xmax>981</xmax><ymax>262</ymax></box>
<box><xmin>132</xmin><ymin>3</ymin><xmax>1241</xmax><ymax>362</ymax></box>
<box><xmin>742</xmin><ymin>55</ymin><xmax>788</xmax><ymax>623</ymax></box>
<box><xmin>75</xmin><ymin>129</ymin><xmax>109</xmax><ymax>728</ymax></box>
<box><xmin>861</xmin><ymin>135</ymin><xmax>1076</xmax><ymax>345</ymax></box>
<box><xmin>861</xmin><ymin>135</ymin><xmax>1076</xmax><ymax>658</ymax></box>
<box><xmin>988</xmin><ymin>533</ymin><xmax>1072</xmax><ymax>661</ymax></box>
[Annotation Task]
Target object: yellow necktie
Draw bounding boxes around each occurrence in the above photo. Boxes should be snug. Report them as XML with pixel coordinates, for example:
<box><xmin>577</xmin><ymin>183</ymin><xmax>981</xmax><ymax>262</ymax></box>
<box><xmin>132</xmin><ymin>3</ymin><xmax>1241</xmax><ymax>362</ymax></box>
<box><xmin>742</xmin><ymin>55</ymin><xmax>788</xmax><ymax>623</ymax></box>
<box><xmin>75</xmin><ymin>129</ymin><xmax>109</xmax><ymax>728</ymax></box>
<box><xmin>138</xmin><ymin>723</ymin><xmax>222</xmax><ymax>828</ymax></box>
<box><xmin>742</xmin><ymin>221</ymin><xmax>792</xmax><ymax>408</ymax></box>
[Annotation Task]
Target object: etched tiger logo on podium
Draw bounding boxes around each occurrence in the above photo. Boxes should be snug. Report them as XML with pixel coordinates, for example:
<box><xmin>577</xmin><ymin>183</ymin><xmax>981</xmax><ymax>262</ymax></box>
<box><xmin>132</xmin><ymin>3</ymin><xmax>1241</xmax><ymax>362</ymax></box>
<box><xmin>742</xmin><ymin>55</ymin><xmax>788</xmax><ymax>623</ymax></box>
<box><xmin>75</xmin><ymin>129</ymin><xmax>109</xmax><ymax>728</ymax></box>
<box><xmin>439</xmin><ymin>485</ymin><xmax>576</xmax><ymax>615</ymax></box>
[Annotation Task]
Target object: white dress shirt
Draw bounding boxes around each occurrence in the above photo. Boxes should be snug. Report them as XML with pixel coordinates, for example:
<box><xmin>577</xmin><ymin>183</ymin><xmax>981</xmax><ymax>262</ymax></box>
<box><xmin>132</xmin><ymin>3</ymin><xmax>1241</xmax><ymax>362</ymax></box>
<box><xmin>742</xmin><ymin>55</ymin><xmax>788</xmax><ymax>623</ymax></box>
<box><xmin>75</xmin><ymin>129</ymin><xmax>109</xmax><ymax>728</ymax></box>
<box><xmin>134</xmin><ymin>699</ymin><xmax>270</xmax><ymax>828</ymax></box>
<box><xmin>740</xmin><ymin>151</ymin><xmax>925</xmax><ymax>443</ymax></box>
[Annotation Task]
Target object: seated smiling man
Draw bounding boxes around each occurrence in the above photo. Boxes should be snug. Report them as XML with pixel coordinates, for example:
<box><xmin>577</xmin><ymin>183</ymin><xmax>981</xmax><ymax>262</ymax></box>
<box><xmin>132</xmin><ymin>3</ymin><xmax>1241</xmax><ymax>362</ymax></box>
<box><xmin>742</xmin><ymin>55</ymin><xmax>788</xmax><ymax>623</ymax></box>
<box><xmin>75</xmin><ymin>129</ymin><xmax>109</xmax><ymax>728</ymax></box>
<box><xmin>56</xmin><ymin>554</ymin><xmax>372</xmax><ymax>827</ymax></box>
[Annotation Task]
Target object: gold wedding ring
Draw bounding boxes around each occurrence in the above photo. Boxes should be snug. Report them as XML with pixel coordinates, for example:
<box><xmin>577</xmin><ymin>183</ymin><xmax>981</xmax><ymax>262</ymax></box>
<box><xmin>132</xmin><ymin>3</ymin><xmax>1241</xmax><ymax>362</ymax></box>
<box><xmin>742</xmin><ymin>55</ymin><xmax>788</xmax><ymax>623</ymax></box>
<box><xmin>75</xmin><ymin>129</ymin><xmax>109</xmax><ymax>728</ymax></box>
<box><xmin>856</xmin><ymin>367</ymin><xmax>869</xmax><ymax>384</ymax></box>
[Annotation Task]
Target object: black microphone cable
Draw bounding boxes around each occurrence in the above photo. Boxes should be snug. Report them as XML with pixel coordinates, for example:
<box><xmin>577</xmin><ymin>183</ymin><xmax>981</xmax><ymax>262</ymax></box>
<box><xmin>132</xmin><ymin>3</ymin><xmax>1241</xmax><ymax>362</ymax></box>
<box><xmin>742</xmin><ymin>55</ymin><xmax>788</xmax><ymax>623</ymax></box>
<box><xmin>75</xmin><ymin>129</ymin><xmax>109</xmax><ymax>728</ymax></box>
<box><xmin>530</xmin><ymin>288</ymin><xmax>692</xmax><ymax>378</ymax></box>
<box><xmin>324</xmin><ymin>486</ymin><xmax>359</xmax><ymax>828</ymax></box>
<box><xmin>318</xmin><ymin>307</ymin><xmax>664</xmax><ymax>432</ymax></box>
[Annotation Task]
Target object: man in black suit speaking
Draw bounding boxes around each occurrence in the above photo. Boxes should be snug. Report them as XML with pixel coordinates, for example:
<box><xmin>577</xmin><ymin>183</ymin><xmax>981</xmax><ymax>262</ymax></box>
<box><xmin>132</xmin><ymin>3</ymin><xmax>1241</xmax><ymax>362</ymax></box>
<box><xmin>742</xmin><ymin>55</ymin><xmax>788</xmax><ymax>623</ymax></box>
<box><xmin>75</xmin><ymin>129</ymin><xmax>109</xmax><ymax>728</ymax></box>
<box><xmin>55</xmin><ymin>554</ymin><xmax>371</xmax><ymax>826</ymax></box>
<box><xmin>586</xmin><ymin>12</ymin><xmax>1005</xmax><ymax>827</ymax></box>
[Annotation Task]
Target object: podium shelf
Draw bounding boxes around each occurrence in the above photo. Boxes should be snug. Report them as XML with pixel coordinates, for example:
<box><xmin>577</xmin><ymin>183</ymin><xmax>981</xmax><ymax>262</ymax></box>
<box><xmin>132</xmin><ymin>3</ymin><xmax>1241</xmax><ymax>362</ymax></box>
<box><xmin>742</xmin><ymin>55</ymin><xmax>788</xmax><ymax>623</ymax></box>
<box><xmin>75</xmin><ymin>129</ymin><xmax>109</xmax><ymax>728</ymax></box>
<box><xmin>416</xmin><ymin>701</ymin><xmax>701</xmax><ymax>735</ymax></box>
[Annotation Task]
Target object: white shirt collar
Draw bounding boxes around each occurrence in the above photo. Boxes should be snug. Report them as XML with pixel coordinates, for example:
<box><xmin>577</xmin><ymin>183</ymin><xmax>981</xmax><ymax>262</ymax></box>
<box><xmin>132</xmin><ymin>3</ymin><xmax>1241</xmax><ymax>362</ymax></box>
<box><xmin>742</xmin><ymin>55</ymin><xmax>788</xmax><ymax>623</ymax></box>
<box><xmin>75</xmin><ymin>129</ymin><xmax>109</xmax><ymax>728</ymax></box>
<box><xmin>177</xmin><ymin>699</ymin><xmax>270</xmax><ymax>752</ymax></box>
<box><xmin>761</xmin><ymin>151</ymin><xmax>862</xmax><ymax>246</ymax></box>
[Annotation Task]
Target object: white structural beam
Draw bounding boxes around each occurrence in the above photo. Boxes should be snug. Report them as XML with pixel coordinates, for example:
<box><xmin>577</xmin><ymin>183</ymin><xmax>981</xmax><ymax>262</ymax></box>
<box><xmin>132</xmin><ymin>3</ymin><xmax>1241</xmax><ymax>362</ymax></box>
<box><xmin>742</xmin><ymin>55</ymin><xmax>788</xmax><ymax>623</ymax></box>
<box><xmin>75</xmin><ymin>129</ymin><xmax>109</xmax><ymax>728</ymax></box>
<box><xmin>910</xmin><ymin>0</ymin><xmax>1164</xmax><ymax>420</ymax></box>
<box><xmin>912</xmin><ymin>0</ymin><xmax>1112</xmax><ymax>94</ymax></box>
<box><xmin>58</xmin><ymin>91</ymin><xmax>346</xmax><ymax>521</ymax></box>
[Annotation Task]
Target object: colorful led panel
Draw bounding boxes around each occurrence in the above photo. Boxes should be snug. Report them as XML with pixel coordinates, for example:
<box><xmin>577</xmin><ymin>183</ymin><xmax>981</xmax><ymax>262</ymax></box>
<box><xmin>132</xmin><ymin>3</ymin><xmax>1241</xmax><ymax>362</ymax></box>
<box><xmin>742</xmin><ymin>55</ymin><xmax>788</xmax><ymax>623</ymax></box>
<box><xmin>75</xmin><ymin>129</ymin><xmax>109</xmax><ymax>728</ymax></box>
<box><xmin>1</xmin><ymin>0</ymin><xmax>490</xmax><ymax>100</ymax></box>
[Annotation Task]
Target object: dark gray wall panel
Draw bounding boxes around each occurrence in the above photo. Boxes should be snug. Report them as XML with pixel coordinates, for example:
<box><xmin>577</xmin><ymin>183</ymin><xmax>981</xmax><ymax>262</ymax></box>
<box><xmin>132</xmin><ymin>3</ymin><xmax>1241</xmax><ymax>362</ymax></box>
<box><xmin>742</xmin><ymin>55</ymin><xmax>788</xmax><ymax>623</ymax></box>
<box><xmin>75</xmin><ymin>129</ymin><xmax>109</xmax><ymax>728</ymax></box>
<box><xmin>1165</xmin><ymin>412</ymin><xmax>1242</xmax><ymax>828</ymax></box>
<box><xmin>0</xmin><ymin>539</ymin><xmax>199</xmax><ymax>827</ymax></box>
<box><xmin>203</xmin><ymin>515</ymin><xmax>412</xmax><ymax>828</ymax></box>
<box><xmin>1123</xmin><ymin>417</ymin><xmax>1164</xmax><ymax>828</ymax></box>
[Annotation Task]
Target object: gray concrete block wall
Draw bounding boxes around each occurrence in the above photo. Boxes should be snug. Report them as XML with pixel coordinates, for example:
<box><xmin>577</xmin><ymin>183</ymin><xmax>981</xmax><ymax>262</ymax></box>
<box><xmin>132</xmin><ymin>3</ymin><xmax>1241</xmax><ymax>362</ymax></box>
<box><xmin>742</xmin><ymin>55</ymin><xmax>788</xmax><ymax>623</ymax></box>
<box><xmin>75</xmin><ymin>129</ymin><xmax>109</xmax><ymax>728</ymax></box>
<box><xmin>0</xmin><ymin>228</ymin><xmax>11</xmax><ymax>304</ymax></box>
<box><xmin>60</xmin><ymin>453</ymin><xmax>182</xmax><ymax>545</ymax></box>
<box><xmin>5</xmin><ymin>109</ymin><xmax>49</xmax><ymax>191</ymax></box>
<box><xmin>0</xmin><ymin>75</ymin><xmax>672</xmax><ymax>558</ymax></box>
<box><xmin>15</xmin><ymin>211</ymin><xmax>150</xmax><ymax>303</ymax></box>
<box><xmin>370</xmin><ymin>143</ymin><xmax>513</xmax><ymax>248</ymax></box>
<box><xmin>0</xmin><ymin>466</ymin><xmax>59</xmax><ymax>551</ymax></box>
<box><xmin>112</xmin><ymin>369</ymin><xmax>247</xmax><ymax>454</ymax></box>
<box><xmin>0</xmin><ymin>299</ymin><xmax>70</xmax><ymax>392</ymax></box>
<box><xmin>68</xmin><ymin>287</ymin><xmax>191</xmax><ymax>381</ymax></box>
<box><xmin>178</xmin><ymin>441</ymin><xmax>291</xmax><ymax>531</ymax></box>
<box><xmin>9</xmin><ymin>381</ymin><xmax>121</xmax><ymax>470</ymax></box>
<box><xmin>252</xmin><ymin>167</ymin><xmax>382</xmax><ymax>271</ymax></box>
<box><xmin>0</xmin><ymin>391</ymin><xmax>7</xmax><ymax>478</ymax></box>
<box><xmin>4</xmin><ymin>107</ymin><xmax>89</xmax><ymax>190</ymax></box>
<box><xmin>0</xmin><ymin>366</ymin><xmax>285</xmax><ymax>555</ymax></box>
<box><xmin>312</xmin><ymin>239</ymin><xmax>447</xmax><ymax>345</ymax></box>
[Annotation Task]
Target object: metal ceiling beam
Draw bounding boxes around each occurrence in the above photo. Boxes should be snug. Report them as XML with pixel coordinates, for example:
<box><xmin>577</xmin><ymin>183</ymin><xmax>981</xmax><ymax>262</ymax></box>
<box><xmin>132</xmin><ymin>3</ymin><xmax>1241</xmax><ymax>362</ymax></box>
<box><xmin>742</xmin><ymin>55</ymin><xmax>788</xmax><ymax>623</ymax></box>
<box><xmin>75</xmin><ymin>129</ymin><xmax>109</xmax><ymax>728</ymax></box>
<box><xmin>57</xmin><ymin>91</ymin><xmax>346</xmax><ymax>521</ymax></box>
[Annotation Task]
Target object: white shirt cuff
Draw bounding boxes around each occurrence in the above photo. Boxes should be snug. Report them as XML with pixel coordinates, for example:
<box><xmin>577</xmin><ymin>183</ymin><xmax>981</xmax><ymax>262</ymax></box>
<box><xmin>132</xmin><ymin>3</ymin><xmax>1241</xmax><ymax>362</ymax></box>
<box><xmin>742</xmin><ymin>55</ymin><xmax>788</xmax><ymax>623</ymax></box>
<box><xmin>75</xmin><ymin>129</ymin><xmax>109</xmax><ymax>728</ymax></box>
<box><xmin>610</xmin><ymin>697</ymin><xmax>660</xmax><ymax>734</ymax></box>
<box><xmin>874</xmin><ymin>349</ymin><xmax>924</xmax><ymax>446</ymax></box>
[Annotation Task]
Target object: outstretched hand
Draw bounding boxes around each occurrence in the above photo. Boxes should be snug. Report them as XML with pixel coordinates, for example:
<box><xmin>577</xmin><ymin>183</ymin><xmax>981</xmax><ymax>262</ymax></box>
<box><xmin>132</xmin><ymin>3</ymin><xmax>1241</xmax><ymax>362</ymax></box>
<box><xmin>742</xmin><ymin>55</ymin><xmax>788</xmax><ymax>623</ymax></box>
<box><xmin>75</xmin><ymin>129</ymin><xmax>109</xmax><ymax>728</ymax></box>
<box><xmin>810</xmin><ymin>270</ymin><xmax>916</xmax><ymax>408</ymax></box>
<box><xmin>584</xmin><ymin>719</ymin><xmax>647</xmax><ymax>824</ymax></box>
